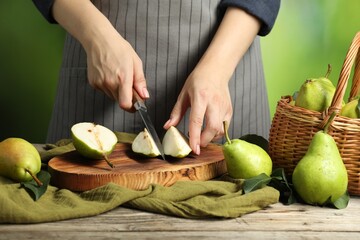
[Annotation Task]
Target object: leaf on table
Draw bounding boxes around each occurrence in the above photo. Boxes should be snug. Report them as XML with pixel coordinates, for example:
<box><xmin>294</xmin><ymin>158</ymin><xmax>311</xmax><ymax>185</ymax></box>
<box><xmin>242</xmin><ymin>168</ymin><xmax>297</xmax><ymax>204</ymax></box>
<box><xmin>323</xmin><ymin>191</ymin><xmax>350</xmax><ymax>209</ymax></box>
<box><xmin>243</xmin><ymin>173</ymin><xmax>272</xmax><ymax>194</ymax></box>
<box><xmin>21</xmin><ymin>170</ymin><xmax>51</xmax><ymax>201</ymax></box>
<box><xmin>269</xmin><ymin>168</ymin><xmax>297</xmax><ymax>205</ymax></box>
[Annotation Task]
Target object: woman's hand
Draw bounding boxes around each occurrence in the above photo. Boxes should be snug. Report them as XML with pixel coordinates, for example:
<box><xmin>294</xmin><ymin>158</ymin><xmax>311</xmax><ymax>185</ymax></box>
<box><xmin>85</xmin><ymin>31</ymin><xmax>149</xmax><ymax>111</ymax></box>
<box><xmin>53</xmin><ymin>0</ymin><xmax>149</xmax><ymax>111</ymax></box>
<box><xmin>164</xmin><ymin>66</ymin><xmax>233</xmax><ymax>155</ymax></box>
<box><xmin>164</xmin><ymin>7</ymin><xmax>261</xmax><ymax>155</ymax></box>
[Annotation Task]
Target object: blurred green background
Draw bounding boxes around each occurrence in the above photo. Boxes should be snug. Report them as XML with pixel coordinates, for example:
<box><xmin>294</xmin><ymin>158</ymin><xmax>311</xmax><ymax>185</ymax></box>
<box><xmin>0</xmin><ymin>0</ymin><xmax>359</xmax><ymax>143</ymax></box>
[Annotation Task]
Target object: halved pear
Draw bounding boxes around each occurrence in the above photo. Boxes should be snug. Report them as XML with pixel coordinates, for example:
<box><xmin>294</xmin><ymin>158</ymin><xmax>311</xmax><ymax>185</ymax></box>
<box><xmin>71</xmin><ymin>122</ymin><xmax>118</xmax><ymax>168</ymax></box>
<box><xmin>132</xmin><ymin>128</ymin><xmax>161</xmax><ymax>157</ymax></box>
<box><xmin>162</xmin><ymin>126</ymin><xmax>192</xmax><ymax>158</ymax></box>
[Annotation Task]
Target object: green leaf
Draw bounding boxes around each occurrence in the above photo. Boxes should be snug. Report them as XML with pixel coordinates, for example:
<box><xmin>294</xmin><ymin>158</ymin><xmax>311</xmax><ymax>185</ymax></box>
<box><xmin>21</xmin><ymin>170</ymin><xmax>51</xmax><ymax>201</ymax></box>
<box><xmin>269</xmin><ymin>168</ymin><xmax>297</xmax><ymax>205</ymax></box>
<box><xmin>243</xmin><ymin>173</ymin><xmax>272</xmax><ymax>194</ymax></box>
<box><xmin>332</xmin><ymin>192</ymin><xmax>350</xmax><ymax>209</ymax></box>
<box><xmin>271</xmin><ymin>168</ymin><xmax>286</xmax><ymax>180</ymax></box>
<box><xmin>323</xmin><ymin>191</ymin><xmax>350</xmax><ymax>209</ymax></box>
<box><xmin>242</xmin><ymin>168</ymin><xmax>297</xmax><ymax>205</ymax></box>
<box><xmin>239</xmin><ymin>134</ymin><xmax>269</xmax><ymax>152</ymax></box>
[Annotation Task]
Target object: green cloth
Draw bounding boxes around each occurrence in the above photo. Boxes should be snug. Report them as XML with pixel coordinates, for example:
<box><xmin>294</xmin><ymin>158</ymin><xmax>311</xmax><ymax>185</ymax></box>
<box><xmin>0</xmin><ymin>133</ymin><xmax>279</xmax><ymax>223</ymax></box>
<box><xmin>0</xmin><ymin>176</ymin><xmax>279</xmax><ymax>223</ymax></box>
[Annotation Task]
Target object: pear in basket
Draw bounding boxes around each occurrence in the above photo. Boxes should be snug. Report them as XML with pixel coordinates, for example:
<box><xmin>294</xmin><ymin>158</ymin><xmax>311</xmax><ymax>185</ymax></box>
<box><xmin>340</xmin><ymin>97</ymin><xmax>360</xmax><ymax>118</ymax></box>
<box><xmin>295</xmin><ymin>64</ymin><xmax>336</xmax><ymax>112</ymax></box>
<box><xmin>292</xmin><ymin>113</ymin><xmax>348</xmax><ymax>206</ymax></box>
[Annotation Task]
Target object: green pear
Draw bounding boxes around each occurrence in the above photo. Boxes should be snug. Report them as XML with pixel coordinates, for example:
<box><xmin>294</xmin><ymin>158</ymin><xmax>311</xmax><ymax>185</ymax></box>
<box><xmin>295</xmin><ymin>65</ymin><xmax>336</xmax><ymax>112</ymax></box>
<box><xmin>292</xmin><ymin>114</ymin><xmax>348</xmax><ymax>205</ymax></box>
<box><xmin>340</xmin><ymin>97</ymin><xmax>360</xmax><ymax>118</ymax></box>
<box><xmin>222</xmin><ymin>122</ymin><xmax>272</xmax><ymax>179</ymax></box>
<box><xmin>162</xmin><ymin>126</ymin><xmax>192</xmax><ymax>158</ymax></box>
<box><xmin>0</xmin><ymin>138</ymin><xmax>42</xmax><ymax>186</ymax></box>
<box><xmin>132</xmin><ymin>128</ymin><xmax>160</xmax><ymax>157</ymax></box>
<box><xmin>71</xmin><ymin>122</ymin><xmax>118</xmax><ymax>168</ymax></box>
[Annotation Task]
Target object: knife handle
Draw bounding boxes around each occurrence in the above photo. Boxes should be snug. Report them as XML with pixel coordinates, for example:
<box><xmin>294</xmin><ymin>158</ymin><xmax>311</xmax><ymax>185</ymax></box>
<box><xmin>132</xmin><ymin>89</ymin><xmax>147</xmax><ymax>111</ymax></box>
<box><xmin>132</xmin><ymin>89</ymin><xmax>144</xmax><ymax>104</ymax></box>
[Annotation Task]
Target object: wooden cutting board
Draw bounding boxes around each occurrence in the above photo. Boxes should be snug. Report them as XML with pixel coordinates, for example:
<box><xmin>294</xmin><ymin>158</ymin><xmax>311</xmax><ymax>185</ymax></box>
<box><xmin>48</xmin><ymin>143</ymin><xmax>227</xmax><ymax>191</ymax></box>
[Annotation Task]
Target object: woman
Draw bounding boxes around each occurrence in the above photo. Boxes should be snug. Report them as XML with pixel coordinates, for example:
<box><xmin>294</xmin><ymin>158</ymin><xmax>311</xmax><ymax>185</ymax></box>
<box><xmin>32</xmin><ymin>0</ymin><xmax>280</xmax><ymax>155</ymax></box>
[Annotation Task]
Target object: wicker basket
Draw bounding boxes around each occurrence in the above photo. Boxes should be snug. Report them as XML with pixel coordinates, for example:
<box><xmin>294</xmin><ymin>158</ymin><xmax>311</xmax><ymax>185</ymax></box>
<box><xmin>268</xmin><ymin>32</ymin><xmax>360</xmax><ymax>196</ymax></box>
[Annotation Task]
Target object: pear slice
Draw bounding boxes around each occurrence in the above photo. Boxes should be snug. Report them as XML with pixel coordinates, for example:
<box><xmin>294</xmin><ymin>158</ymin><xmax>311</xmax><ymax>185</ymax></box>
<box><xmin>132</xmin><ymin>128</ymin><xmax>161</xmax><ymax>157</ymax></box>
<box><xmin>162</xmin><ymin>126</ymin><xmax>192</xmax><ymax>158</ymax></box>
<box><xmin>71</xmin><ymin>122</ymin><xmax>118</xmax><ymax>168</ymax></box>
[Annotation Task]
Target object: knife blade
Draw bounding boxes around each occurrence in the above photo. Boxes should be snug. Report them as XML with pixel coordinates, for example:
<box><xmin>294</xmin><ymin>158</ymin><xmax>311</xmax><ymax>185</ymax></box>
<box><xmin>133</xmin><ymin>89</ymin><xmax>166</xmax><ymax>160</ymax></box>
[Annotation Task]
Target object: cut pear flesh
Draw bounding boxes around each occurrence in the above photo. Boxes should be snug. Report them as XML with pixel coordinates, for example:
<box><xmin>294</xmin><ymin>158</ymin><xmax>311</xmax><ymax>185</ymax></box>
<box><xmin>132</xmin><ymin>128</ymin><xmax>161</xmax><ymax>157</ymax></box>
<box><xmin>71</xmin><ymin>122</ymin><xmax>118</xmax><ymax>160</ymax></box>
<box><xmin>163</xmin><ymin>126</ymin><xmax>192</xmax><ymax>158</ymax></box>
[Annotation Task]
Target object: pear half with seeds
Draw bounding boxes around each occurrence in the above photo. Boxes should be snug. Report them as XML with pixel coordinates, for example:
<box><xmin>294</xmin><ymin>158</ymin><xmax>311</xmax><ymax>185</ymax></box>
<box><xmin>163</xmin><ymin>126</ymin><xmax>192</xmax><ymax>158</ymax></box>
<box><xmin>132</xmin><ymin>128</ymin><xmax>161</xmax><ymax>157</ymax></box>
<box><xmin>71</xmin><ymin>122</ymin><xmax>118</xmax><ymax>168</ymax></box>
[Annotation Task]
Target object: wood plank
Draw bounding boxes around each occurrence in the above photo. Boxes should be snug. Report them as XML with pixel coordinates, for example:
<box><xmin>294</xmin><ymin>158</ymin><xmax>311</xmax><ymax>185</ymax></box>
<box><xmin>1</xmin><ymin>198</ymin><xmax>359</xmax><ymax>234</ymax></box>
<box><xmin>48</xmin><ymin>143</ymin><xmax>226</xmax><ymax>191</ymax></box>
<box><xmin>0</xmin><ymin>231</ymin><xmax>359</xmax><ymax>240</ymax></box>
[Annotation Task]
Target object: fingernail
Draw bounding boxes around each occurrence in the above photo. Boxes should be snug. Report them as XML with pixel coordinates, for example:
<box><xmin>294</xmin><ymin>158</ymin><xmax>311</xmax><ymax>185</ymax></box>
<box><xmin>163</xmin><ymin>119</ymin><xmax>171</xmax><ymax>128</ymax></box>
<box><xmin>143</xmin><ymin>88</ymin><xmax>150</xmax><ymax>98</ymax></box>
<box><xmin>195</xmin><ymin>144</ymin><xmax>200</xmax><ymax>155</ymax></box>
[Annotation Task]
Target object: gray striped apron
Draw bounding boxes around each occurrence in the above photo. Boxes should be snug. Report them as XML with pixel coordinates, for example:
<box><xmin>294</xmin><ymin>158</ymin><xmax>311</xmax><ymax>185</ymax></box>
<box><xmin>46</xmin><ymin>0</ymin><xmax>271</xmax><ymax>144</ymax></box>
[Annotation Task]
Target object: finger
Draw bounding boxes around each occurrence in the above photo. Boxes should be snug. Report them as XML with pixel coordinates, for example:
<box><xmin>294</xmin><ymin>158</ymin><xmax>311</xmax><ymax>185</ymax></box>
<box><xmin>117</xmin><ymin>71</ymin><xmax>134</xmax><ymax>111</ymax></box>
<box><xmin>163</xmin><ymin>94</ymin><xmax>189</xmax><ymax>129</ymax></box>
<box><xmin>201</xmin><ymin>100</ymin><xmax>233</xmax><ymax>144</ymax></box>
<box><xmin>200</xmin><ymin>109</ymin><xmax>222</xmax><ymax>147</ymax></box>
<box><xmin>188</xmin><ymin>100</ymin><xmax>206</xmax><ymax>155</ymax></box>
<box><xmin>132</xmin><ymin>58</ymin><xmax>149</xmax><ymax>99</ymax></box>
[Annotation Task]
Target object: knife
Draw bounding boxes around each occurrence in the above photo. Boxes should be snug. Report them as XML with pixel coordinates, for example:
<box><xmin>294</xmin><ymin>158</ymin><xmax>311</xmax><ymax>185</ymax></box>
<box><xmin>132</xmin><ymin>89</ymin><xmax>166</xmax><ymax>160</ymax></box>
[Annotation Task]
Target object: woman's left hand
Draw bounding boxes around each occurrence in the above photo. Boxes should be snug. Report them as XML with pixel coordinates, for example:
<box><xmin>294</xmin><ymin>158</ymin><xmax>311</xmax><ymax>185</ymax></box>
<box><xmin>163</xmin><ymin>64</ymin><xmax>233</xmax><ymax>155</ymax></box>
<box><xmin>163</xmin><ymin>7</ymin><xmax>261</xmax><ymax>155</ymax></box>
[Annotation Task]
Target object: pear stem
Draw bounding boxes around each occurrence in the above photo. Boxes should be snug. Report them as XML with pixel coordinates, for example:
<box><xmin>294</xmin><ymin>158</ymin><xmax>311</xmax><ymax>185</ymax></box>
<box><xmin>92</xmin><ymin>123</ymin><xmax>115</xmax><ymax>168</ymax></box>
<box><xmin>25</xmin><ymin>169</ymin><xmax>43</xmax><ymax>187</ymax></box>
<box><xmin>325</xmin><ymin>64</ymin><xmax>332</xmax><ymax>78</ymax></box>
<box><xmin>223</xmin><ymin>121</ymin><xmax>232</xmax><ymax>144</ymax></box>
<box><xmin>103</xmin><ymin>154</ymin><xmax>114</xmax><ymax>168</ymax></box>
<box><xmin>324</xmin><ymin>112</ymin><xmax>337</xmax><ymax>134</ymax></box>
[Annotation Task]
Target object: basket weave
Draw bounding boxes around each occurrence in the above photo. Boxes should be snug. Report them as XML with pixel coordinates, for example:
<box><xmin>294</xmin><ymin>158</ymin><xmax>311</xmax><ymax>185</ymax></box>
<box><xmin>269</xmin><ymin>32</ymin><xmax>360</xmax><ymax>196</ymax></box>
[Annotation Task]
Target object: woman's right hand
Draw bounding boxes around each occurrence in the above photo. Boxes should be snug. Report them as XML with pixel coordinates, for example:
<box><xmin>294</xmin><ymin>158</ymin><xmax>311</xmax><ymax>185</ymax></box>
<box><xmin>85</xmin><ymin>31</ymin><xmax>149</xmax><ymax>111</ymax></box>
<box><xmin>52</xmin><ymin>0</ymin><xmax>149</xmax><ymax>111</ymax></box>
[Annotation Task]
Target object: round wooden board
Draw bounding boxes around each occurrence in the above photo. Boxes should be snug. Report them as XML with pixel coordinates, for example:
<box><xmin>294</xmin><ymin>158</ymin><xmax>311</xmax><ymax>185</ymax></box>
<box><xmin>48</xmin><ymin>143</ymin><xmax>227</xmax><ymax>191</ymax></box>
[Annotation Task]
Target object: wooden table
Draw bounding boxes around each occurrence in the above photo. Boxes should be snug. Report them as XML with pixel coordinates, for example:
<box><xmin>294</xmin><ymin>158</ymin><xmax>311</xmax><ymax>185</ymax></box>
<box><xmin>1</xmin><ymin>197</ymin><xmax>359</xmax><ymax>239</ymax></box>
